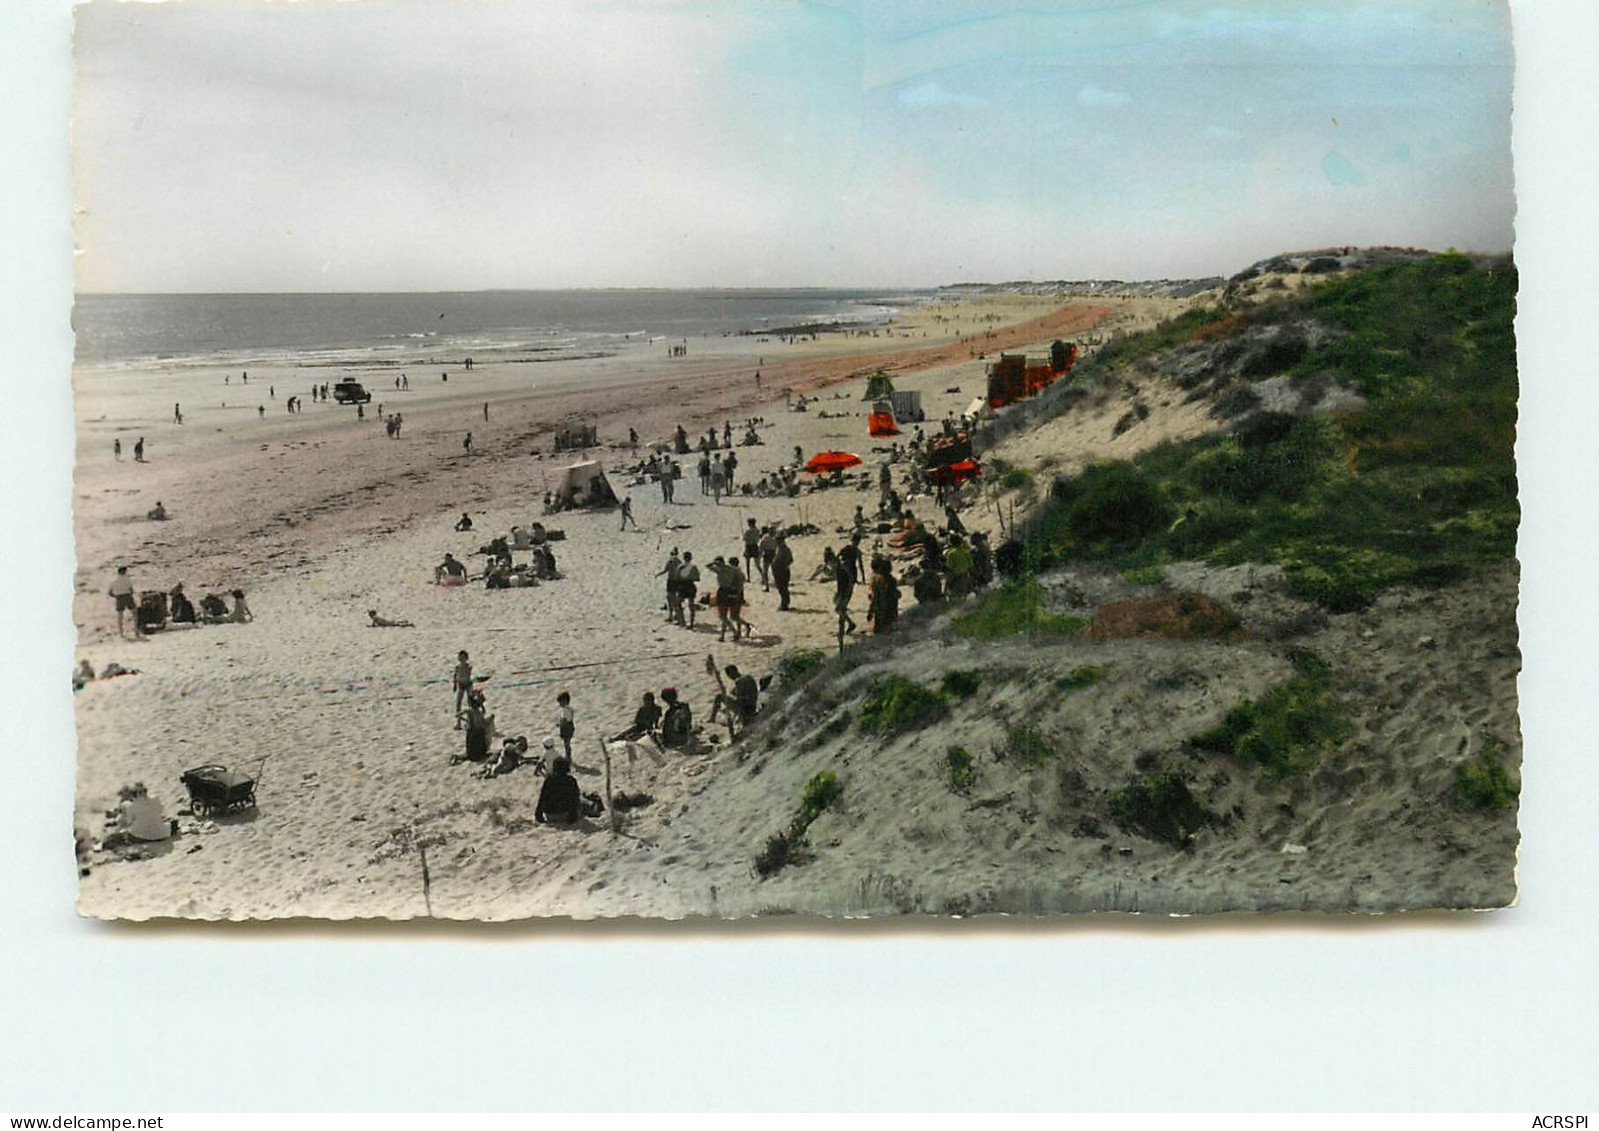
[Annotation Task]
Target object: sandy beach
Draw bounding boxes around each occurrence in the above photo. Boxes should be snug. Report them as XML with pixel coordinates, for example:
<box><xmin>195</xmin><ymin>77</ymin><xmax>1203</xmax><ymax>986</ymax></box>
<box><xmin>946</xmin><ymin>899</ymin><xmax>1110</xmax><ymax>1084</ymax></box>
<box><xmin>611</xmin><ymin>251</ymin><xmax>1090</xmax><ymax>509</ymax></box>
<box><xmin>73</xmin><ymin>293</ymin><xmax>1125</xmax><ymax>918</ymax></box>
<box><xmin>72</xmin><ymin>280</ymin><xmax>1518</xmax><ymax>920</ymax></box>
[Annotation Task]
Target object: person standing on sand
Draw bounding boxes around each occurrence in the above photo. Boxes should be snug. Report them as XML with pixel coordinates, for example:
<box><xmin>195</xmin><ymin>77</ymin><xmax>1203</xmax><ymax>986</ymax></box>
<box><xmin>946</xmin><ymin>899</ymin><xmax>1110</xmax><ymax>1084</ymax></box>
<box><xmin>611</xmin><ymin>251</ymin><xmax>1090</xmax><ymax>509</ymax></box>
<box><xmin>452</xmin><ymin>651</ymin><xmax>473</xmax><ymax>728</ymax></box>
<box><xmin>772</xmin><ymin>532</ymin><xmax>794</xmax><ymax>611</ymax></box>
<box><xmin>658</xmin><ymin>548</ymin><xmax>682</xmax><ymax>624</ymax></box>
<box><xmin>757</xmin><ymin>526</ymin><xmax>777</xmax><ymax>591</ymax></box>
<box><xmin>355</xmin><ymin>404</ymin><xmax>363</xmax><ymax>421</ymax></box>
<box><xmin>173</xmin><ymin>403</ymin><xmax>183</xmax><ymax>425</ymax></box>
<box><xmin>108</xmin><ymin>566</ymin><xmax>139</xmax><ymax>638</ymax></box>
<box><xmin>698</xmin><ymin>453</ymin><xmax>711</xmax><ymax>496</ymax></box>
<box><xmin>133</xmin><ymin>437</ymin><xmax>146</xmax><ymax>463</ymax></box>
<box><xmin>620</xmin><ymin>495</ymin><xmax>637</xmax><ymax>531</ymax></box>
<box><xmin>710</xmin><ymin>456</ymin><xmax>726</xmax><ymax>504</ymax></box>
<box><xmin>678</xmin><ymin>551</ymin><xmax>699</xmax><ymax>628</ymax></box>
<box><xmin>113</xmin><ymin>438</ymin><xmax>121</xmax><ymax>461</ymax></box>
<box><xmin>556</xmin><ymin>691</ymin><xmax>575</xmax><ymax>760</ymax></box>
<box><xmin>868</xmin><ymin>558</ymin><xmax>900</xmax><ymax>634</ymax></box>
<box><xmin>484</xmin><ymin>402</ymin><xmax>490</xmax><ymax>422</ymax></box>
<box><xmin>743</xmin><ymin>519</ymin><xmax>760</xmax><ymax>578</ymax></box>
<box><xmin>723</xmin><ymin>449</ymin><xmax>737</xmax><ymax>489</ymax></box>
<box><xmin>834</xmin><ymin>552</ymin><xmax>859</xmax><ymax>635</ymax></box>
<box><xmin>463</xmin><ymin>432</ymin><xmax>473</xmax><ymax>455</ymax></box>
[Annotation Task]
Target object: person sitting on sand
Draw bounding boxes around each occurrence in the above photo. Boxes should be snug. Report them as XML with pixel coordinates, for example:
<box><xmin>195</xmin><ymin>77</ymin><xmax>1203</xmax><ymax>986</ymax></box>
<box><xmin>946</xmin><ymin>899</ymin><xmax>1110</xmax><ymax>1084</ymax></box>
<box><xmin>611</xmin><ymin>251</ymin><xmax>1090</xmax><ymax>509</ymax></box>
<box><xmin>611</xmin><ymin>691</ymin><xmax>662</xmax><ymax>744</ymax></box>
<box><xmin>169</xmin><ymin>583</ymin><xmax>196</xmax><ymax>625</ymax></box>
<box><xmin>72</xmin><ymin>660</ymin><xmax>96</xmax><ymax>691</ymax></box>
<box><xmin>658</xmin><ymin>687</ymin><xmax>695</xmax><ymax>750</ymax></box>
<box><xmin>711</xmin><ymin>664</ymin><xmax>760</xmax><ymax>733</ymax></box>
<box><xmin>200</xmin><ymin>593</ymin><xmax>230</xmax><ymax>622</ymax></box>
<box><xmin>103</xmin><ymin>783</ymin><xmax>172</xmax><ymax>849</ymax></box>
<box><xmin>534</xmin><ymin>756</ymin><xmax>582</xmax><ymax>825</ymax></box>
<box><xmin>229</xmin><ymin>589</ymin><xmax>253</xmax><ymax>623</ymax></box>
<box><xmin>435</xmin><ymin>553</ymin><xmax>467</xmax><ymax>584</ymax></box>
<box><xmin>147</xmin><ymin>501</ymin><xmax>167</xmax><ymax>521</ymax></box>
<box><xmin>455</xmin><ymin>512</ymin><xmax>473</xmax><ymax>532</ymax></box>
<box><xmin>367</xmin><ymin>609</ymin><xmax>413</xmax><ymax>628</ymax></box>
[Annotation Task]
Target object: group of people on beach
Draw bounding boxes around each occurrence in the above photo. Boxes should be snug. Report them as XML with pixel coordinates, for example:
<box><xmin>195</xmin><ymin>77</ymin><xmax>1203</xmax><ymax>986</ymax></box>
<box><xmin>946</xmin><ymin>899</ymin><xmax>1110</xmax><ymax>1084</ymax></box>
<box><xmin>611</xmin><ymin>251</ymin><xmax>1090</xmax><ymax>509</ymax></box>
<box><xmin>105</xmin><ymin>565</ymin><xmax>252</xmax><ymax>638</ymax></box>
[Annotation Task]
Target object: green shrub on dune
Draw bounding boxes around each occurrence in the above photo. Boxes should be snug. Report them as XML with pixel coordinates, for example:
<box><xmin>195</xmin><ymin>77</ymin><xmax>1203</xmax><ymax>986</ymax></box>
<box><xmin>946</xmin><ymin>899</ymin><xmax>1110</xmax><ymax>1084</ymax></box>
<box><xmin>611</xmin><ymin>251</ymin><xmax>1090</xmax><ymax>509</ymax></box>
<box><xmin>859</xmin><ymin>675</ymin><xmax>948</xmax><ymax>735</ymax></box>
<box><xmin>1109</xmin><ymin>774</ymin><xmax>1218</xmax><ymax>848</ymax></box>
<box><xmin>1452</xmin><ymin>734</ymin><xmax>1518</xmax><ymax>810</ymax></box>
<box><xmin>953</xmin><ymin>579</ymin><xmax>1089</xmax><ymax>640</ymax></box>
<box><xmin>1013</xmin><ymin>255</ymin><xmax>1517</xmax><ymax>610</ymax></box>
<box><xmin>1191</xmin><ymin>650</ymin><xmax>1349</xmax><ymax>777</ymax></box>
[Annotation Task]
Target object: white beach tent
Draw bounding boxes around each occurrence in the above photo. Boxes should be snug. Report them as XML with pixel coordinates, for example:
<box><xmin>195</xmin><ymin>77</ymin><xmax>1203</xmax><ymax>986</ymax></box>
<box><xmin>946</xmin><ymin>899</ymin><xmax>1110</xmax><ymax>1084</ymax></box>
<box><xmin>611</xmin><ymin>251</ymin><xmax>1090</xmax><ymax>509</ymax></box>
<box><xmin>555</xmin><ymin>459</ymin><xmax>619</xmax><ymax>508</ymax></box>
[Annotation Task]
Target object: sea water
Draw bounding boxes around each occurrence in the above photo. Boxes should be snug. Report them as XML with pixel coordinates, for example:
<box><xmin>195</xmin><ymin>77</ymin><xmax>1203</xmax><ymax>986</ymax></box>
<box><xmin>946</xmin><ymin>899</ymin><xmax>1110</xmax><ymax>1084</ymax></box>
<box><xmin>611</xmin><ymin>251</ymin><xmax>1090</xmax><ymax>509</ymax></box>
<box><xmin>72</xmin><ymin>289</ymin><xmax>925</xmax><ymax>370</ymax></box>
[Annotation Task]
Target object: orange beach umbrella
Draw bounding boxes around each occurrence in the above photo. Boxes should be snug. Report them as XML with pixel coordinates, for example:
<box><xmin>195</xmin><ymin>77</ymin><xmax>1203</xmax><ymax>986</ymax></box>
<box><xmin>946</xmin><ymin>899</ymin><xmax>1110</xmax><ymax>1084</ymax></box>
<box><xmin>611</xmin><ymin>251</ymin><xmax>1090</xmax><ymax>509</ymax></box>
<box><xmin>804</xmin><ymin>450</ymin><xmax>863</xmax><ymax>474</ymax></box>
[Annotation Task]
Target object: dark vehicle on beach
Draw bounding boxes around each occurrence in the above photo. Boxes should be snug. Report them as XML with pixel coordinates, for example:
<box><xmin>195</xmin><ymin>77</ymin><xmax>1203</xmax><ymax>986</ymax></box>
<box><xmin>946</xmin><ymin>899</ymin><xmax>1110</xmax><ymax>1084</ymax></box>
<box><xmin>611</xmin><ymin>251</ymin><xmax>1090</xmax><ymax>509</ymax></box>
<box><xmin>333</xmin><ymin>379</ymin><xmax>372</xmax><ymax>404</ymax></box>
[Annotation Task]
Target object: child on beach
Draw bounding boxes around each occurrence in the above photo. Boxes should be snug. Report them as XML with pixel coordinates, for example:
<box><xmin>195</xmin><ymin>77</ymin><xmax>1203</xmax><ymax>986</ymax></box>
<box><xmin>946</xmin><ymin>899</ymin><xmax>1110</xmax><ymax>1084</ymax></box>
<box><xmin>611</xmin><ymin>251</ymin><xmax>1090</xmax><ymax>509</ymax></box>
<box><xmin>452</xmin><ymin>651</ymin><xmax>473</xmax><ymax>727</ymax></box>
<box><xmin>556</xmin><ymin>691</ymin><xmax>575</xmax><ymax>759</ymax></box>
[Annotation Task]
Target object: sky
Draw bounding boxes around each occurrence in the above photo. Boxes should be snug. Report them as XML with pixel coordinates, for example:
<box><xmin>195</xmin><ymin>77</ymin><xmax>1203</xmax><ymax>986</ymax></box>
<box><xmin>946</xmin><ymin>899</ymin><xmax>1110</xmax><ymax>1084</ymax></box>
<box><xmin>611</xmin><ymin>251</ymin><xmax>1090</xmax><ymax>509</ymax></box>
<box><xmin>72</xmin><ymin>0</ymin><xmax>1516</xmax><ymax>293</ymax></box>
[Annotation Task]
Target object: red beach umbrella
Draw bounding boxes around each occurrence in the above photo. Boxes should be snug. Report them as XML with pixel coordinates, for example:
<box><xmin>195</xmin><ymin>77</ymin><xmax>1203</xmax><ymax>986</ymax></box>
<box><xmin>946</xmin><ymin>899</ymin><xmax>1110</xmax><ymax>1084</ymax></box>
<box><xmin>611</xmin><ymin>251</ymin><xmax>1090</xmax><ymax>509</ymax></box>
<box><xmin>805</xmin><ymin>450</ymin><xmax>863</xmax><ymax>474</ymax></box>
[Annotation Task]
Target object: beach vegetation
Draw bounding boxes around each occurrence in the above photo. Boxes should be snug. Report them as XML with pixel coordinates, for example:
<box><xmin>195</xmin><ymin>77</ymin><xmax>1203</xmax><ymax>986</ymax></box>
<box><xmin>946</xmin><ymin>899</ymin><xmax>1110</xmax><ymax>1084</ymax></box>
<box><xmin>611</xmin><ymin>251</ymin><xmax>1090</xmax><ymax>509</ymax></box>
<box><xmin>800</xmin><ymin>770</ymin><xmax>842</xmax><ymax>823</ymax></box>
<box><xmin>776</xmin><ymin>648</ymin><xmax>829</xmax><ymax>684</ymax></box>
<box><xmin>952</xmin><ymin>578</ymin><xmax>1089</xmax><ymax>640</ymax></box>
<box><xmin>1001</xmin><ymin>723</ymin><xmax>1055</xmax><ymax>768</ymax></box>
<box><xmin>1109</xmin><ymin>774</ymin><xmax>1218</xmax><ymax>848</ymax></box>
<box><xmin>1056</xmin><ymin>665</ymin><xmax>1108</xmax><ymax>691</ymax></box>
<box><xmin>944</xmin><ymin>745</ymin><xmax>976</xmax><ymax>792</ymax></box>
<box><xmin>1452</xmin><ymin>734</ymin><xmax>1518</xmax><ymax>810</ymax></box>
<box><xmin>755</xmin><ymin>771</ymin><xmax>845</xmax><ymax>878</ymax></box>
<box><xmin>1012</xmin><ymin>255</ymin><xmax>1517</xmax><ymax>610</ymax></box>
<box><xmin>858</xmin><ymin>675</ymin><xmax>948</xmax><ymax>735</ymax></box>
<box><xmin>999</xmin><ymin>466</ymin><xmax>1036</xmax><ymax>492</ymax></box>
<box><xmin>1191</xmin><ymin>649</ymin><xmax>1349</xmax><ymax>777</ymax></box>
<box><xmin>940</xmin><ymin>669</ymin><xmax>982</xmax><ymax>699</ymax></box>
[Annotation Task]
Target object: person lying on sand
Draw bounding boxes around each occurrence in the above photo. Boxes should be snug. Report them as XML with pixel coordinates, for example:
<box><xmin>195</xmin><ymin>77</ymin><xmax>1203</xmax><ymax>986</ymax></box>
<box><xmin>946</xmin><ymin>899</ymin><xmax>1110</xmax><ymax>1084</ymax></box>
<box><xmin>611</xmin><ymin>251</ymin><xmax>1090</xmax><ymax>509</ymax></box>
<box><xmin>367</xmin><ymin>610</ymin><xmax>413</xmax><ymax>628</ymax></box>
<box><xmin>535</xmin><ymin>756</ymin><xmax>582</xmax><ymax>825</ymax></box>
<box><xmin>478</xmin><ymin>735</ymin><xmax>530</xmax><ymax>779</ymax></box>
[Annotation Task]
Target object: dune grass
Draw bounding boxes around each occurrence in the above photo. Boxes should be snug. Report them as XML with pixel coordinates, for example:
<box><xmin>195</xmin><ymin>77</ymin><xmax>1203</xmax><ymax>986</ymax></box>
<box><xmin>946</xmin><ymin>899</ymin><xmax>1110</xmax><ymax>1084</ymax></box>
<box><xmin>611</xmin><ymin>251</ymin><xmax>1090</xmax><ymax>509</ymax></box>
<box><xmin>1190</xmin><ymin>650</ymin><xmax>1349</xmax><ymax>777</ymax></box>
<box><xmin>952</xmin><ymin>578</ymin><xmax>1089</xmax><ymax>640</ymax></box>
<box><xmin>859</xmin><ymin>675</ymin><xmax>948</xmax><ymax>735</ymax></box>
<box><xmin>1014</xmin><ymin>255</ymin><xmax>1517</xmax><ymax>611</ymax></box>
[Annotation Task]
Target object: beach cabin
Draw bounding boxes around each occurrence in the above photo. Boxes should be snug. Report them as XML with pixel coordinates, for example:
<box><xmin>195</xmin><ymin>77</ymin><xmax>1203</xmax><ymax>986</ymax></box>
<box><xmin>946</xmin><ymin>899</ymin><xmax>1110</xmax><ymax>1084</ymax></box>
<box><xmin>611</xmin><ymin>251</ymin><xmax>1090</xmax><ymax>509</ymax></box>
<box><xmin>986</xmin><ymin>354</ymin><xmax>1029</xmax><ymax>409</ymax></box>
<box><xmin>868</xmin><ymin>399</ymin><xmax>900</xmax><ymax>437</ymax></box>
<box><xmin>1050</xmin><ymin>339</ymin><xmax>1079</xmax><ymax>374</ymax></box>
<box><xmin>889</xmin><ymin>389</ymin><xmax>925</xmax><ymax>423</ymax></box>
<box><xmin>862</xmin><ymin>372</ymin><xmax>896</xmax><ymax>401</ymax></box>
<box><xmin>554</xmin><ymin>460</ymin><xmax>618</xmax><ymax>509</ymax></box>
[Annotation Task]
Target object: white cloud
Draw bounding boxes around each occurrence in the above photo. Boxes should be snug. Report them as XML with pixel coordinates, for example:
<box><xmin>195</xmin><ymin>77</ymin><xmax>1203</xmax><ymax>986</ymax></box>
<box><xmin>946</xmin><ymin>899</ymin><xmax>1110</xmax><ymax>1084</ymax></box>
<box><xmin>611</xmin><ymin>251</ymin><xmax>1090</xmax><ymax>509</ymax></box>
<box><xmin>898</xmin><ymin>81</ymin><xmax>984</xmax><ymax>108</ymax></box>
<box><xmin>1077</xmin><ymin>82</ymin><xmax>1132</xmax><ymax>108</ymax></box>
